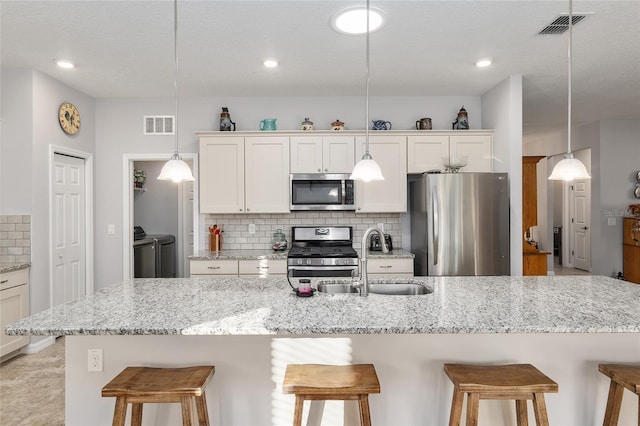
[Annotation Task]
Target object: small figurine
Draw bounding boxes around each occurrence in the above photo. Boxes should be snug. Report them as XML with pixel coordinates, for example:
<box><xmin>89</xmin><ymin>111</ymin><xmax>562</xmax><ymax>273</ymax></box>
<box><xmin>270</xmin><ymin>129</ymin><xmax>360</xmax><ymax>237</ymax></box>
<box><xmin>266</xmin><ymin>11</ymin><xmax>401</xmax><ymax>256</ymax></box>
<box><xmin>301</xmin><ymin>118</ymin><xmax>314</xmax><ymax>131</ymax></box>
<box><xmin>220</xmin><ymin>107</ymin><xmax>236</xmax><ymax>131</ymax></box>
<box><xmin>331</xmin><ymin>119</ymin><xmax>345</xmax><ymax>131</ymax></box>
<box><xmin>452</xmin><ymin>106</ymin><xmax>469</xmax><ymax>130</ymax></box>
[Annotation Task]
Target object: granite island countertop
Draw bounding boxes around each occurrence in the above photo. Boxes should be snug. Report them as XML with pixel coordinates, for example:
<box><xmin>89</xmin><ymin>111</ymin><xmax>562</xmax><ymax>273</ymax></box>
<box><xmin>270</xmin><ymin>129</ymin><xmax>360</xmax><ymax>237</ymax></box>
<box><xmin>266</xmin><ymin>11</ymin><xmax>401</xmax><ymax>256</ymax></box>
<box><xmin>6</xmin><ymin>275</ymin><xmax>640</xmax><ymax>336</ymax></box>
<box><xmin>189</xmin><ymin>248</ymin><xmax>413</xmax><ymax>260</ymax></box>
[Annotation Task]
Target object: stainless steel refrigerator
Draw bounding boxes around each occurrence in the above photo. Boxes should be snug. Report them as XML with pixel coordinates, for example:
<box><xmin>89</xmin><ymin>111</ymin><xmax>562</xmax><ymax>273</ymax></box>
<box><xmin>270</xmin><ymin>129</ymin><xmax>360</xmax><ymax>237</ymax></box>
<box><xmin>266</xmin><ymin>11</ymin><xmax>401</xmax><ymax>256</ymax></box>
<box><xmin>410</xmin><ymin>173</ymin><xmax>510</xmax><ymax>276</ymax></box>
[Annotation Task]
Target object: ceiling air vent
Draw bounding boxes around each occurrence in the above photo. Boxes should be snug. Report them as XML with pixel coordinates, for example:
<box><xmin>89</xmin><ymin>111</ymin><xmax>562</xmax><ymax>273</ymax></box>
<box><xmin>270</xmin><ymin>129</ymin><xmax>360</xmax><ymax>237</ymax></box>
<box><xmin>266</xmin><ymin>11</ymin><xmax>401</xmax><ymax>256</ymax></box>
<box><xmin>538</xmin><ymin>14</ymin><xmax>586</xmax><ymax>35</ymax></box>
<box><xmin>144</xmin><ymin>116</ymin><xmax>175</xmax><ymax>135</ymax></box>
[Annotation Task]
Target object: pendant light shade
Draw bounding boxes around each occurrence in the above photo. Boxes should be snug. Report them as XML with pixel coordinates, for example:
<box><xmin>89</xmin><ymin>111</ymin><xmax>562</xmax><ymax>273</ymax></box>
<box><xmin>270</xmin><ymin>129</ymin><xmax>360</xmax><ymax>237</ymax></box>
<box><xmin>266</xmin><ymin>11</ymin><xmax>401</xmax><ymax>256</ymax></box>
<box><xmin>350</xmin><ymin>0</ymin><xmax>384</xmax><ymax>182</ymax></box>
<box><xmin>157</xmin><ymin>153</ymin><xmax>194</xmax><ymax>182</ymax></box>
<box><xmin>549</xmin><ymin>0</ymin><xmax>590</xmax><ymax>181</ymax></box>
<box><xmin>158</xmin><ymin>0</ymin><xmax>194</xmax><ymax>183</ymax></box>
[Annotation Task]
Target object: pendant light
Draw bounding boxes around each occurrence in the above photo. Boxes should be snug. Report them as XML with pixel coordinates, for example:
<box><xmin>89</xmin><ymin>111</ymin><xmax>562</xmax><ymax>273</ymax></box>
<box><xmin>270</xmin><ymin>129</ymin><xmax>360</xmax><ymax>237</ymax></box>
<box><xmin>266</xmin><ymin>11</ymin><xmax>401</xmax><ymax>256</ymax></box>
<box><xmin>158</xmin><ymin>0</ymin><xmax>194</xmax><ymax>183</ymax></box>
<box><xmin>548</xmin><ymin>0</ymin><xmax>590</xmax><ymax>181</ymax></box>
<box><xmin>350</xmin><ymin>0</ymin><xmax>384</xmax><ymax>182</ymax></box>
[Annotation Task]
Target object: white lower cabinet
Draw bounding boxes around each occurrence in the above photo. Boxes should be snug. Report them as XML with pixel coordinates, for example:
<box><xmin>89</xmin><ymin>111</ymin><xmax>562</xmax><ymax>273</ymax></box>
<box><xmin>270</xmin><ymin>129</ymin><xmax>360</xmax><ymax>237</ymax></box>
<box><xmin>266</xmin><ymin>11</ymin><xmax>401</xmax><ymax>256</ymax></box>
<box><xmin>190</xmin><ymin>259</ymin><xmax>286</xmax><ymax>277</ymax></box>
<box><xmin>366</xmin><ymin>258</ymin><xmax>414</xmax><ymax>277</ymax></box>
<box><xmin>355</xmin><ymin>135</ymin><xmax>407</xmax><ymax>213</ymax></box>
<box><xmin>407</xmin><ymin>132</ymin><xmax>493</xmax><ymax>173</ymax></box>
<box><xmin>1</xmin><ymin>269</ymin><xmax>30</xmax><ymax>357</ymax></box>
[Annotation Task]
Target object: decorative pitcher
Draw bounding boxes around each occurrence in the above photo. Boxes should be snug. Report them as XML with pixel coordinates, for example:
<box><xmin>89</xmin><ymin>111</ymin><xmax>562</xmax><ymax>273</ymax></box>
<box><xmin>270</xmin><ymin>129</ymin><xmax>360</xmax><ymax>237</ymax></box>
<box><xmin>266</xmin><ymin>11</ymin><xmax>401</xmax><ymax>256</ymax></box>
<box><xmin>259</xmin><ymin>118</ymin><xmax>277</xmax><ymax>131</ymax></box>
<box><xmin>372</xmin><ymin>120</ymin><xmax>392</xmax><ymax>130</ymax></box>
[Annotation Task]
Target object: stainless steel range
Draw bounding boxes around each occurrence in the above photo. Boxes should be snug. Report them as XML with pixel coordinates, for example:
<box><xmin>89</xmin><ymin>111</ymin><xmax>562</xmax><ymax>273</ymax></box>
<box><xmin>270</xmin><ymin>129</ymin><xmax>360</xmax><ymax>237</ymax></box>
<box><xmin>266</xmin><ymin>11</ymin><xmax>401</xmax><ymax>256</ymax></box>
<box><xmin>287</xmin><ymin>226</ymin><xmax>359</xmax><ymax>278</ymax></box>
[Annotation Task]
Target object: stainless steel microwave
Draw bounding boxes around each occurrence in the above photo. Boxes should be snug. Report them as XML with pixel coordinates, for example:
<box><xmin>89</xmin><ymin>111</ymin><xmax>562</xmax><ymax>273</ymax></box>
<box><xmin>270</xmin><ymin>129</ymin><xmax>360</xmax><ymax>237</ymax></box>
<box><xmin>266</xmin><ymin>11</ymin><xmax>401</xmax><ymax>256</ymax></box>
<box><xmin>290</xmin><ymin>174</ymin><xmax>356</xmax><ymax>211</ymax></box>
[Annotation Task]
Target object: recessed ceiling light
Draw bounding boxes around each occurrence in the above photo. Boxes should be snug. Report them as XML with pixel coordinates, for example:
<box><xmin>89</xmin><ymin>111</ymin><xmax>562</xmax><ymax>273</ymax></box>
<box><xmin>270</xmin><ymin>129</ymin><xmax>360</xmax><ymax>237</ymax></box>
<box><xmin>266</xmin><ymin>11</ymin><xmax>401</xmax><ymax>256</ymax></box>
<box><xmin>263</xmin><ymin>59</ymin><xmax>278</xmax><ymax>68</ymax></box>
<box><xmin>330</xmin><ymin>6</ymin><xmax>386</xmax><ymax>35</ymax></box>
<box><xmin>476</xmin><ymin>59</ymin><xmax>492</xmax><ymax>68</ymax></box>
<box><xmin>55</xmin><ymin>59</ymin><xmax>75</xmax><ymax>69</ymax></box>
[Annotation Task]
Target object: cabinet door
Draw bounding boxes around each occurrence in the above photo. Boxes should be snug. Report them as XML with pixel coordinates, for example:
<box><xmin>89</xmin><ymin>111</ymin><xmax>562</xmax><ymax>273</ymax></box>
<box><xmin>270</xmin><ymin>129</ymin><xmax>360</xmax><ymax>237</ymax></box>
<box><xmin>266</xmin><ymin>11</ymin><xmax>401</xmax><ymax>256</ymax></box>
<box><xmin>1</xmin><ymin>283</ymin><xmax>29</xmax><ymax>356</ymax></box>
<box><xmin>355</xmin><ymin>135</ymin><xmax>407</xmax><ymax>213</ymax></box>
<box><xmin>407</xmin><ymin>135</ymin><xmax>449</xmax><ymax>173</ymax></box>
<box><xmin>450</xmin><ymin>134</ymin><xmax>493</xmax><ymax>172</ymax></box>
<box><xmin>199</xmin><ymin>136</ymin><xmax>245</xmax><ymax>213</ymax></box>
<box><xmin>290</xmin><ymin>136</ymin><xmax>323</xmax><ymax>173</ymax></box>
<box><xmin>245</xmin><ymin>137</ymin><xmax>290</xmax><ymax>213</ymax></box>
<box><xmin>323</xmin><ymin>136</ymin><xmax>355</xmax><ymax>173</ymax></box>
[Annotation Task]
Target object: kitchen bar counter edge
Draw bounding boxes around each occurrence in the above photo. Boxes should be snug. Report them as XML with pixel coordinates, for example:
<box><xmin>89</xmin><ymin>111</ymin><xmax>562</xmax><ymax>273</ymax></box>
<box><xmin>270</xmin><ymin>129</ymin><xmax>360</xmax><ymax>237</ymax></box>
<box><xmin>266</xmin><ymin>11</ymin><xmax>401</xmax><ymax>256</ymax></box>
<box><xmin>6</xmin><ymin>275</ymin><xmax>640</xmax><ymax>336</ymax></box>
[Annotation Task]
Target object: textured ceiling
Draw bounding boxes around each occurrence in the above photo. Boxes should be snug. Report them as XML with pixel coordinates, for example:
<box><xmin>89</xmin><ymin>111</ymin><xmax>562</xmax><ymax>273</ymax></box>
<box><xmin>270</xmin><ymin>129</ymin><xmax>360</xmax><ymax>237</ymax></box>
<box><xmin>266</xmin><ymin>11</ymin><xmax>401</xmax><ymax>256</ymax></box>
<box><xmin>2</xmin><ymin>1</ymin><xmax>639</xmax><ymax>134</ymax></box>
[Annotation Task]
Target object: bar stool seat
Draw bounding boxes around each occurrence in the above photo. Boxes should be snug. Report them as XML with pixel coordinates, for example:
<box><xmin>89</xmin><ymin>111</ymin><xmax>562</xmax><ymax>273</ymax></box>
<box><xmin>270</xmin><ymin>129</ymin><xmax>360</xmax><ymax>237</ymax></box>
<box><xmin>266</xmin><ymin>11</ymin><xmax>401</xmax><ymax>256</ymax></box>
<box><xmin>444</xmin><ymin>363</ymin><xmax>558</xmax><ymax>426</ymax></box>
<box><xmin>283</xmin><ymin>364</ymin><xmax>380</xmax><ymax>426</ymax></box>
<box><xmin>102</xmin><ymin>365</ymin><xmax>215</xmax><ymax>426</ymax></box>
<box><xmin>598</xmin><ymin>363</ymin><xmax>640</xmax><ymax>426</ymax></box>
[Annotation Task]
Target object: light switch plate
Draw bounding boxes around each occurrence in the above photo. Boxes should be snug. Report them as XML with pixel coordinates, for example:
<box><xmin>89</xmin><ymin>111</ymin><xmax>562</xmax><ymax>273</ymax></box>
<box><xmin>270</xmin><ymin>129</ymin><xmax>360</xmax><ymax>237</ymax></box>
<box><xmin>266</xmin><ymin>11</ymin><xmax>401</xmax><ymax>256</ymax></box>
<box><xmin>107</xmin><ymin>224</ymin><xmax>115</xmax><ymax>235</ymax></box>
<box><xmin>377</xmin><ymin>223</ymin><xmax>384</xmax><ymax>232</ymax></box>
<box><xmin>248</xmin><ymin>223</ymin><xmax>256</xmax><ymax>234</ymax></box>
<box><xmin>607</xmin><ymin>217</ymin><xmax>616</xmax><ymax>226</ymax></box>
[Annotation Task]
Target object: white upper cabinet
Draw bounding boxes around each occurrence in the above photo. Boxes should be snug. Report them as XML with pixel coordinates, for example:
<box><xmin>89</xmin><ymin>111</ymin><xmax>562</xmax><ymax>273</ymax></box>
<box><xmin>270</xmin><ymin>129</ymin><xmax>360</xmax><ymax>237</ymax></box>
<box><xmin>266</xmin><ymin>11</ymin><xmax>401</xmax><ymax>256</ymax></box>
<box><xmin>290</xmin><ymin>135</ymin><xmax>355</xmax><ymax>174</ymax></box>
<box><xmin>244</xmin><ymin>136</ymin><xmax>290</xmax><ymax>213</ymax></box>
<box><xmin>407</xmin><ymin>132</ymin><xmax>493</xmax><ymax>173</ymax></box>
<box><xmin>200</xmin><ymin>136</ymin><xmax>244</xmax><ymax>213</ymax></box>
<box><xmin>355</xmin><ymin>135</ymin><xmax>407</xmax><ymax>213</ymax></box>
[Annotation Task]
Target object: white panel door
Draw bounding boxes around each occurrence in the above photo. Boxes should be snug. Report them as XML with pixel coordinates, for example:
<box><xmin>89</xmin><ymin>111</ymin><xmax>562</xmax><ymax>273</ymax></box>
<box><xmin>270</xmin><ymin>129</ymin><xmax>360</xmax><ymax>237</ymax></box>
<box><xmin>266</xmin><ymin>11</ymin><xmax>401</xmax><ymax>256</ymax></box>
<box><xmin>199</xmin><ymin>136</ymin><xmax>244</xmax><ymax>213</ymax></box>
<box><xmin>323</xmin><ymin>136</ymin><xmax>355</xmax><ymax>173</ymax></box>
<box><xmin>572</xmin><ymin>180</ymin><xmax>591</xmax><ymax>271</ymax></box>
<box><xmin>52</xmin><ymin>153</ymin><xmax>86</xmax><ymax>306</ymax></box>
<box><xmin>355</xmin><ymin>135</ymin><xmax>407</xmax><ymax>213</ymax></box>
<box><xmin>245</xmin><ymin>136</ymin><xmax>290</xmax><ymax>213</ymax></box>
<box><xmin>407</xmin><ymin>135</ymin><xmax>449</xmax><ymax>173</ymax></box>
<box><xmin>290</xmin><ymin>136</ymin><xmax>323</xmax><ymax>173</ymax></box>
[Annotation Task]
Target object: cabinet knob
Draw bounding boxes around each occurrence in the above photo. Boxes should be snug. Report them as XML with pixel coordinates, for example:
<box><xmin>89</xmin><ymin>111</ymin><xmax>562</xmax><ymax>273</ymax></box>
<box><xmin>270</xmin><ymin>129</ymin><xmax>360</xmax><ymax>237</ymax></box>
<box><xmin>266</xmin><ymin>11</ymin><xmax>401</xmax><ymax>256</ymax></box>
<box><xmin>239</xmin><ymin>208</ymin><xmax>243</xmax><ymax>212</ymax></box>
<box><xmin>317</xmin><ymin>168</ymin><xmax>321</xmax><ymax>172</ymax></box>
<box><xmin>324</xmin><ymin>168</ymin><xmax>328</xmax><ymax>172</ymax></box>
<box><xmin>247</xmin><ymin>208</ymin><xmax>250</xmax><ymax>212</ymax></box>
<box><xmin>357</xmin><ymin>207</ymin><xmax>361</xmax><ymax>211</ymax></box>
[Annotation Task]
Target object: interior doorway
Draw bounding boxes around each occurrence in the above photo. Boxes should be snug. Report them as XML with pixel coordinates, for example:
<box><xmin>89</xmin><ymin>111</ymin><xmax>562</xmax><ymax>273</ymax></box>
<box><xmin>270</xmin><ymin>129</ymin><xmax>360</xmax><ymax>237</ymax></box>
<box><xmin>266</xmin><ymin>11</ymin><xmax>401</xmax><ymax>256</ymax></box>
<box><xmin>49</xmin><ymin>146</ymin><xmax>94</xmax><ymax>307</ymax></box>
<box><xmin>122</xmin><ymin>154</ymin><xmax>198</xmax><ymax>280</ymax></box>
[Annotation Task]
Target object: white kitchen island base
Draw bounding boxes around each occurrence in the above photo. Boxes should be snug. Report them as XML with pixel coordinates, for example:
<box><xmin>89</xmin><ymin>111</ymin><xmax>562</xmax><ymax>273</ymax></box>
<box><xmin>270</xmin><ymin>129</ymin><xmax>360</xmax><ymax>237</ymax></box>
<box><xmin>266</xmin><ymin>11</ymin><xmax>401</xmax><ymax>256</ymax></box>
<box><xmin>66</xmin><ymin>333</ymin><xmax>639</xmax><ymax>426</ymax></box>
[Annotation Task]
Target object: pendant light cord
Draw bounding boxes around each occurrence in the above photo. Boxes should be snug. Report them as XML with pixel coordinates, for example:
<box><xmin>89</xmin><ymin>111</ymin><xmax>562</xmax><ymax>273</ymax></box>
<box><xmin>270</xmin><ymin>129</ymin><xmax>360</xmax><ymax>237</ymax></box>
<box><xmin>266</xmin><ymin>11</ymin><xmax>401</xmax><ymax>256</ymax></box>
<box><xmin>364</xmin><ymin>0</ymin><xmax>371</xmax><ymax>158</ymax></box>
<box><xmin>173</xmin><ymin>0</ymin><xmax>179</xmax><ymax>158</ymax></box>
<box><xmin>567</xmin><ymin>0</ymin><xmax>573</xmax><ymax>155</ymax></box>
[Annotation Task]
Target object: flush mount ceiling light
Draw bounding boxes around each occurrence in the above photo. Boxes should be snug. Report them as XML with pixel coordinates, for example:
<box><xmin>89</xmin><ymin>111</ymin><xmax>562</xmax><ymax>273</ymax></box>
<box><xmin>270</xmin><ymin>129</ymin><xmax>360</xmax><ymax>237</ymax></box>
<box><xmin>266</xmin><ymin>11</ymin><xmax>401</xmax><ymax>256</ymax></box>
<box><xmin>330</xmin><ymin>6</ymin><xmax>385</xmax><ymax>35</ymax></box>
<box><xmin>55</xmin><ymin>59</ymin><xmax>75</xmax><ymax>69</ymax></box>
<box><xmin>158</xmin><ymin>0</ymin><xmax>194</xmax><ymax>183</ymax></box>
<box><xmin>475</xmin><ymin>59</ymin><xmax>492</xmax><ymax>68</ymax></box>
<box><xmin>263</xmin><ymin>59</ymin><xmax>279</xmax><ymax>68</ymax></box>
<box><xmin>548</xmin><ymin>0</ymin><xmax>590</xmax><ymax>181</ymax></box>
<box><xmin>350</xmin><ymin>0</ymin><xmax>384</xmax><ymax>182</ymax></box>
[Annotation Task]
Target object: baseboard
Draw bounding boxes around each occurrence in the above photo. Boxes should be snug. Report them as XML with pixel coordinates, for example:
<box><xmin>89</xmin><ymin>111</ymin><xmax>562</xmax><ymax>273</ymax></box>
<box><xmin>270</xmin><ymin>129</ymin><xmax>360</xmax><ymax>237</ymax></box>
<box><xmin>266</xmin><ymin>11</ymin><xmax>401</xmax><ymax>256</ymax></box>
<box><xmin>21</xmin><ymin>336</ymin><xmax>57</xmax><ymax>354</ymax></box>
<box><xmin>547</xmin><ymin>271</ymin><xmax>556</xmax><ymax>276</ymax></box>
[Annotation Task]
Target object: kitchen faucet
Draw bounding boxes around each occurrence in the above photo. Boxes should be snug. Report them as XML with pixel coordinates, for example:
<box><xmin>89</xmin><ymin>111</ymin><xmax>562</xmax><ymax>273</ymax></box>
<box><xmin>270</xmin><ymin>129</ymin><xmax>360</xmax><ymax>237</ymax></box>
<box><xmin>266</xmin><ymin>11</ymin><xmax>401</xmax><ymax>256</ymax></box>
<box><xmin>353</xmin><ymin>225</ymin><xmax>389</xmax><ymax>296</ymax></box>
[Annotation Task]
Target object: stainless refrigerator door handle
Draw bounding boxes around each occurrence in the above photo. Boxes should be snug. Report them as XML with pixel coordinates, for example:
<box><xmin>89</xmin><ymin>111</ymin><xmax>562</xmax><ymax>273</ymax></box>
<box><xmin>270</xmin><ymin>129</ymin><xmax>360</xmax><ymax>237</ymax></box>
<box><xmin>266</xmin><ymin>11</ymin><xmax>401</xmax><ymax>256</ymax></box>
<box><xmin>432</xmin><ymin>185</ymin><xmax>439</xmax><ymax>265</ymax></box>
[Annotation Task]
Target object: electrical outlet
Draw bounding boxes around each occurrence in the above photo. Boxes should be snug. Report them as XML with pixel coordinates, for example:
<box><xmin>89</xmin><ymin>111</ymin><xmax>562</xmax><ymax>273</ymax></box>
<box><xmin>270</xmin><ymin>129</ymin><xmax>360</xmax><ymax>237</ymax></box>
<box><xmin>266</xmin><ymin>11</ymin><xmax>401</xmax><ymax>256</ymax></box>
<box><xmin>88</xmin><ymin>349</ymin><xmax>103</xmax><ymax>372</ymax></box>
<box><xmin>607</xmin><ymin>217</ymin><xmax>616</xmax><ymax>226</ymax></box>
<box><xmin>377</xmin><ymin>222</ymin><xmax>384</xmax><ymax>232</ymax></box>
<box><xmin>248</xmin><ymin>223</ymin><xmax>256</xmax><ymax>234</ymax></box>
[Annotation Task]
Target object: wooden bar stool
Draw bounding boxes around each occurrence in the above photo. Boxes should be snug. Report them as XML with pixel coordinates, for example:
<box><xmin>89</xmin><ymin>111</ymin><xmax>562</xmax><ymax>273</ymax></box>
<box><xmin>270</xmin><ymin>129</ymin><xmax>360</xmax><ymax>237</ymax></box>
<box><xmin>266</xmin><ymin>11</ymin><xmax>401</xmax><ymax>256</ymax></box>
<box><xmin>444</xmin><ymin>363</ymin><xmax>558</xmax><ymax>426</ymax></box>
<box><xmin>282</xmin><ymin>364</ymin><xmax>380</xmax><ymax>426</ymax></box>
<box><xmin>599</xmin><ymin>363</ymin><xmax>640</xmax><ymax>426</ymax></box>
<box><xmin>102</xmin><ymin>365</ymin><xmax>215</xmax><ymax>426</ymax></box>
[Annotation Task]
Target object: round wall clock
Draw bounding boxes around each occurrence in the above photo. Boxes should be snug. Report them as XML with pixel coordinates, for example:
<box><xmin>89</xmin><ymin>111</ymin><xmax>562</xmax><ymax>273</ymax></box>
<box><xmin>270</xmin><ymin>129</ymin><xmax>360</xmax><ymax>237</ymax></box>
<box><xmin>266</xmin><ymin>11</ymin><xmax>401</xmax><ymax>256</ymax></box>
<box><xmin>58</xmin><ymin>102</ymin><xmax>81</xmax><ymax>135</ymax></box>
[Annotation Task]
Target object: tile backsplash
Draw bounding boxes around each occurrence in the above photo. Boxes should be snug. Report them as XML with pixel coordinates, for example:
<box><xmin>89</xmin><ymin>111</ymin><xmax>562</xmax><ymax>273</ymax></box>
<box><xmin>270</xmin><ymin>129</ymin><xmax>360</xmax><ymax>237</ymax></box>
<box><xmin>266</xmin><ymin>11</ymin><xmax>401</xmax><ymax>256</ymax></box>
<box><xmin>0</xmin><ymin>215</ymin><xmax>31</xmax><ymax>263</ymax></box>
<box><xmin>203</xmin><ymin>212</ymin><xmax>402</xmax><ymax>250</ymax></box>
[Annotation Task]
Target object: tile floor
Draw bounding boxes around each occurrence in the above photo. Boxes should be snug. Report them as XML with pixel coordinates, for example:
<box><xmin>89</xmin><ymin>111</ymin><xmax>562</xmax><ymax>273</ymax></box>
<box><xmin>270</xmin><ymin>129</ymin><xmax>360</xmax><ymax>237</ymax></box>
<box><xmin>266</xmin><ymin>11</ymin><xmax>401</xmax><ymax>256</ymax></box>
<box><xmin>0</xmin><ymin>337</ymin><xmax>64</xmax><ymax>426</ymax></box>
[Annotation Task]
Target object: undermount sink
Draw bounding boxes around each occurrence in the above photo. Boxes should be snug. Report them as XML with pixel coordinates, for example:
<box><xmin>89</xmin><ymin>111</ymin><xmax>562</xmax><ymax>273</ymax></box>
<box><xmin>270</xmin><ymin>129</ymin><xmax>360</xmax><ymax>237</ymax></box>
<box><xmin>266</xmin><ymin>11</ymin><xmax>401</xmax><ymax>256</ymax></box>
<box><xmin>317</xmin><ymin>280</ymin><xmax>432</xmax><ymax>296</ymax></box>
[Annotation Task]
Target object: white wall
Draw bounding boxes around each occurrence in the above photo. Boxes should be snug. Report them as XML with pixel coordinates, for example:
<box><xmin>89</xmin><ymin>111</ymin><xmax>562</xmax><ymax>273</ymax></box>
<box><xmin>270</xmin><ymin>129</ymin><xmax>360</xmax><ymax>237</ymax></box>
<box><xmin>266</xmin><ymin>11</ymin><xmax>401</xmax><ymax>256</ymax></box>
<box><xmin>1</xmin><ymin>69</ymin><xmax>96</xmax><ymax>326</ymax></box>
<box><xmin>95</xmin><ymin>95</ymin><xmax>483</xmax><ymax>288</ymax></box>
<box><xmin>1</xmin><ymin>68</ymin><xmax>33</xmax><ymax>214</ymax></box>
<box><xmin>481</xmin><ymin>75</ymin><xmax>523</xmax><ymax>275</ymax></box>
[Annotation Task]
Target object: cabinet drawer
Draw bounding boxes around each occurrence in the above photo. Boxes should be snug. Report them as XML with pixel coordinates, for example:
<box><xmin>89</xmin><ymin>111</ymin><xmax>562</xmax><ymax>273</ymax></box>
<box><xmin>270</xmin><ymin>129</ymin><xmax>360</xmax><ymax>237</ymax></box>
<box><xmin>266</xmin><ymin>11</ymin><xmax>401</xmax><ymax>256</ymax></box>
<box><xmin>366</xmin><ymin>258</ymin><xmax>413</xmax><ymax>274</ymax></box>
<box><xmin>239</xmin><ymin>259</ymin><xmax>287</xmax><ymax>276</ymax></box>
<box><xmin>190</xmin><ymin>260</ymin><xmax>238</xmax><ymax>276</ymax></box>
<box><xmin>0</xmin><ymin>269</ymin><xmax>28</xmax><ymax>291</ymax></box>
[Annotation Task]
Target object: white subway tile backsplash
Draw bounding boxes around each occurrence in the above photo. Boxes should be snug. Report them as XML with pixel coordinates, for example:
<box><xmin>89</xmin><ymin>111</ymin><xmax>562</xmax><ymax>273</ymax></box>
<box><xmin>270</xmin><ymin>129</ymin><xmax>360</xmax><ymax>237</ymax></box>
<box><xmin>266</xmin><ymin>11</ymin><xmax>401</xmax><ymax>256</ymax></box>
<box><xmin>0</xmin><ymin>215</ymin><xmax>31</xmax><ymax>263</ymax></box>
<box><xmin>202</xmin><ymin>212</ymin><xmax>402</xmax><ymax>250</ymax></box>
